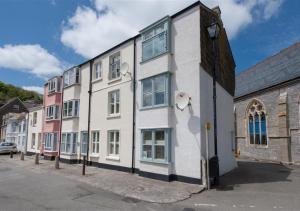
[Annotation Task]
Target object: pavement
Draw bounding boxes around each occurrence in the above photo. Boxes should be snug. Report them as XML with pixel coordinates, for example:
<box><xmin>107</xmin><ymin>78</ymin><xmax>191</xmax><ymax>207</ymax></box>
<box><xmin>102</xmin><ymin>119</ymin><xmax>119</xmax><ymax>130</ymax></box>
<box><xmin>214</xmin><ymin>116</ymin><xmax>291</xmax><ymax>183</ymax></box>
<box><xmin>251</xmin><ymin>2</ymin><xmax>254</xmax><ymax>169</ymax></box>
<box><xmin>1</xmin><ymin>155</ymin><xmax>300</xmax><ymax>211</ymax></box>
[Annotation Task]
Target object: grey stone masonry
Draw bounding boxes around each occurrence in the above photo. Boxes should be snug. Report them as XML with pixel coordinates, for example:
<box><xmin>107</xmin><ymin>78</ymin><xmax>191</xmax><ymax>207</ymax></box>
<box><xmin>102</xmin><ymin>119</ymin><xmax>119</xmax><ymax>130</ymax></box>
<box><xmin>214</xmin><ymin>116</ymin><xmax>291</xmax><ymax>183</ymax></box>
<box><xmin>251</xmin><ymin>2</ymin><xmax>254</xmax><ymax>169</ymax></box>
<box><xmin>235</xmin><ymin>80</ymin><xmax>300</xmax><ymax>163</ymax></box>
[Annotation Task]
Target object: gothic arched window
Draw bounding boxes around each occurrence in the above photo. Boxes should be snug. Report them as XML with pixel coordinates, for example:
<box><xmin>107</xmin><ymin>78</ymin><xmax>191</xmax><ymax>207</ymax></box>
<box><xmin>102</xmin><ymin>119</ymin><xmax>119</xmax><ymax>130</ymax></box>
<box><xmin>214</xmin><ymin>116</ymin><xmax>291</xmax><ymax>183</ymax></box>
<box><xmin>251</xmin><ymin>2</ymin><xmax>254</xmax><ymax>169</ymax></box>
<box><xmin>247</xmin><ymin>100</ymin><xmax>267</xmax><ymax>145</ymax></box>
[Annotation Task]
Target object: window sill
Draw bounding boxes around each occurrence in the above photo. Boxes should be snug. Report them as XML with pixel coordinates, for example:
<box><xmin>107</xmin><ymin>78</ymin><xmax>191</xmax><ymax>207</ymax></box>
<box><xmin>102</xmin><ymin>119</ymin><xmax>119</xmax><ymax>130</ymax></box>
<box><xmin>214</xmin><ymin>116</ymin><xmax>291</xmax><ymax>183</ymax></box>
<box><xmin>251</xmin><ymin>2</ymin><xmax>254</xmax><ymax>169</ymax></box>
<box><xmin>61</xmin><ymin>152</ymin><xmax>77</xmax><ymax>156</ymax></box>
<box><xmin>140</xmin><ymin>104</ymin><xmax>169</xmax><ymax>111</ymax></box>
<box><xmin>140</xmin><ymin>51</ymin><xmax>170</xmax><ymax>64</ymax></box>
<box><xmin>107</xmin><ymin>114</ymin><xmax>121</xmax><ymax>119</ymax></box>
<box><xmin>108</xmin><ymin>77</ymin><xmax>122</xmax><ymax>84</ymax></box>
<box><xmin>106</xmin><ymin>156</ymin><xmax>120</xmax><ymax>161</ymax></box>
<box><xmin>48</xmin><ymin>91</ymin><xmax>61</xmax><ymax>96</ymax></box>
<box><xmin>92</xmin><ymin>78</ymin><xmax>103</xmax><ymax>83</ymax></box>
<box><xmin>45</xmin><ymin>119</ymin><xmax>60</xmax><ymax>122</ymax></box>
<box><xmin>140</xmin><ymin>159</ymin><xmax>169</xmax><ymax>165</ymax></box>
<box><xmin>90</xmin><ymin>154</ymin><xmax>99</xmax><ymax>157</ymax></box>
<box><xmin>62</xmin><ymin>116</ymin><xmax>79</xmax><ymax>120</ymax></box>
<box><xmin>249</xmin><ymin>144</ymin><xmax>268</xmax><ymax>149</ymax></box>
<box><xmin>63</xmin><ymin>83</ymin><xmax>80</xmax><ymax>89</ymax></box>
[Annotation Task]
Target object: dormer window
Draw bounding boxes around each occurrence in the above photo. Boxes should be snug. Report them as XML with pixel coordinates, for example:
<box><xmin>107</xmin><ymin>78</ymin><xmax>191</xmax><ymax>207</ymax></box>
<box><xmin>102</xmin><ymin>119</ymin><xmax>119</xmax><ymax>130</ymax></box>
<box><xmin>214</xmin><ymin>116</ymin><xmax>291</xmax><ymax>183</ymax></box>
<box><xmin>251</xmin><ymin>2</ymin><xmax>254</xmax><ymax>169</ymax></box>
<box><xmin>48</xmin><ymin>78</ymin><xmax>58</xmax><ymax>93</ymax></box>
<box><xmin>141</xmin><ymin>18</ymin><xmax>170</xmax><ymax>62</ymax></box>
<box><xmin>64</xmin><ymin>67</ymin><xmax>80</xmax><ymax>87</ymax></box>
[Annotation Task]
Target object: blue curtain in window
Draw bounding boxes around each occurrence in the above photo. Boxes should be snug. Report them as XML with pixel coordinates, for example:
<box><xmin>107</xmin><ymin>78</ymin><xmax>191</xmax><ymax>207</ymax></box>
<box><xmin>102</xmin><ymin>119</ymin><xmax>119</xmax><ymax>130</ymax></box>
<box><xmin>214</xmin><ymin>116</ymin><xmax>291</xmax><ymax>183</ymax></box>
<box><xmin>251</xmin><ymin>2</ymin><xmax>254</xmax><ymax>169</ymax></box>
<box><xmin>249</xmin><ymin>115</ymin><xmax>254</xmax><ymax>144</ymax></box>
<box><xmin>261</xmin><ymin>113</ymin><xmax>267</xmax><ymax>145</ymax></box>
<box><xmin>254</xmin><ymin>113</ymin><xmax>260</xmax><ymax>144</ymax></box>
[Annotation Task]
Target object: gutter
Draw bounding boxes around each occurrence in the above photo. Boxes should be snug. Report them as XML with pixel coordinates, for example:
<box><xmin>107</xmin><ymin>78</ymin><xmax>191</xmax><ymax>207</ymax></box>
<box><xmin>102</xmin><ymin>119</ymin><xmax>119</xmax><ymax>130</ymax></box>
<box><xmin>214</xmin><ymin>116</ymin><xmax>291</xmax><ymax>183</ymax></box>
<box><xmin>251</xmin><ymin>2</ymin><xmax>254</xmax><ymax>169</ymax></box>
<box><xmin>131</xmin><ymin>39</ymin><xmax>136</xmax><ymax>173</ymax></box>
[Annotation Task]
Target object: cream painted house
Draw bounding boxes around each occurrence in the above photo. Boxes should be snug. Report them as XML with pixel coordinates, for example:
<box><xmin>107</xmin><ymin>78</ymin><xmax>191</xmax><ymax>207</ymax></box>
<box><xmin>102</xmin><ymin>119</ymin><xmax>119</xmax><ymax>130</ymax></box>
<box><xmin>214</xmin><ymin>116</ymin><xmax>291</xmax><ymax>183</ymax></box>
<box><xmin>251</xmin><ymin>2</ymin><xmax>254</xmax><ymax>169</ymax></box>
<box><xmin>26</xmin><ymin>106</ymin><xmax>43</xmax><ymax>155</ymax></box>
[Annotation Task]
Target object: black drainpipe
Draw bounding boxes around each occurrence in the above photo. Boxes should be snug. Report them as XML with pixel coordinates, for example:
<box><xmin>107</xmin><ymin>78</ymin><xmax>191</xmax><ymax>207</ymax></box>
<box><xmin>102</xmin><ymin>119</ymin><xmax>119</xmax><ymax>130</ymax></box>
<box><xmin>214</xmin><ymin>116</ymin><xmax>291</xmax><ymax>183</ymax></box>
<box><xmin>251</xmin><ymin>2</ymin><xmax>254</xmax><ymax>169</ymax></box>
<box><xmin>58</xmin><ymin>76</ymin><xmax>63</xmax><ymax>159</ymax></box>
<box><xmin>86</xmin><ymin>61</ymin><xmax>93</xmax><ymax>165</ymax></box>
<box><xmin>131</xmin><ymin>39</ymin><xmax>136</xmax><ymax>173</ymax></box>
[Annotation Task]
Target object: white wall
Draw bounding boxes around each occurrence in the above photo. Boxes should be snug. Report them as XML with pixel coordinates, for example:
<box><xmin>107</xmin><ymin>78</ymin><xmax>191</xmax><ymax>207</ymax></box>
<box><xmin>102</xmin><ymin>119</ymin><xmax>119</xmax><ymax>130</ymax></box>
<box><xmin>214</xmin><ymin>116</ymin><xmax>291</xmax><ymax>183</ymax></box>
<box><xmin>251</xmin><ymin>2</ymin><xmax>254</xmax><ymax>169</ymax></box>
<box><xmin>135</xmin><ymin>6</ymin><xmax>202</xmax><ymax>179</ymax></box>
<box><xmin>27</xmin><ymin>108</ymin><xmax>43</xmax><ymax>154</ymax></box>
<box><xmin>200</xmin><ymin>68</ymin><xmax>237</xmax><ymax>176</ymax></box>
<box><xmin>89</xmin><ymin>41</ymin><xmax>134</xmax><ymax>168</ymax></box>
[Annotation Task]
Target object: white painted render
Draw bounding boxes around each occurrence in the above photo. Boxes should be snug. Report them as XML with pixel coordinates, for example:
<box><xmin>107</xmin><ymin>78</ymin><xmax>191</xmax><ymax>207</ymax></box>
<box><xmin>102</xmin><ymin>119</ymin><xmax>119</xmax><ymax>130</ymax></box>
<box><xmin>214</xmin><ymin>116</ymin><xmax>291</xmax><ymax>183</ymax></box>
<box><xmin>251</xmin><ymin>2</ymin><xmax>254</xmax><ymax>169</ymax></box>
<box><xmin>135</xmin><ymin>6</ymin><xmax>202</xmax><ymax>179</ymax></box>
<box><xmin>26</xmin><ymin>107</ymin><xmax>43</xmax><ymax>154</ymax></box>
<box><xmin>89</xmin><ymin>41</ymin><xmax>134</xmax><ymax>168</ymax></box>
<box><xmin>6</xmin><ymin>113</ymin><xmax>27</xmax><ymax>152</ymax></box>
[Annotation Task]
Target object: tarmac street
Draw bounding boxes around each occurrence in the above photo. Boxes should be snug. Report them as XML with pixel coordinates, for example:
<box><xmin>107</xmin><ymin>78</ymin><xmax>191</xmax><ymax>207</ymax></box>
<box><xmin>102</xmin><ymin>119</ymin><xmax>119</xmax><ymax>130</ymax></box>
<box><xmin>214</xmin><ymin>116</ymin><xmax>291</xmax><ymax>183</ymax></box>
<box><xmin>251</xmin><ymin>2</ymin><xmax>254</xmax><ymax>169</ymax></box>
<box><xmin>0</xmin><ymin>155</ymin><xmax>300</xmax><ymax>211</ymax></box>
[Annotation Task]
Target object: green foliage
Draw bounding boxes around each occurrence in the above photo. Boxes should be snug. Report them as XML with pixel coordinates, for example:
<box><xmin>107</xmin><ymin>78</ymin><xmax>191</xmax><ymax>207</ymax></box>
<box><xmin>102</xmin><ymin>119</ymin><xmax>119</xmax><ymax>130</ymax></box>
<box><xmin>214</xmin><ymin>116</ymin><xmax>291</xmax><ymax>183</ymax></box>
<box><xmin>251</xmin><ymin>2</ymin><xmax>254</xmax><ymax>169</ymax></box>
<box><xmin>0</xmin><ymin>81</ymin><xmax>43</xmax><ymax>104</ymax></box>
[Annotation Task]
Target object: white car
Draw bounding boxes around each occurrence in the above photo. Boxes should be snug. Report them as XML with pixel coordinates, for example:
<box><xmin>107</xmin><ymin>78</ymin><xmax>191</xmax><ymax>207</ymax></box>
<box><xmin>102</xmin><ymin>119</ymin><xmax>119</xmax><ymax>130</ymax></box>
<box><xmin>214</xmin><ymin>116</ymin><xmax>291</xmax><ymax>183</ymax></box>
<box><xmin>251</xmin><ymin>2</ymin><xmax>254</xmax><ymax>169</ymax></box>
<box><xmin>0</xmin><ymin>142</ymin><xmax>18</xmax><ymax>154</ymax></box>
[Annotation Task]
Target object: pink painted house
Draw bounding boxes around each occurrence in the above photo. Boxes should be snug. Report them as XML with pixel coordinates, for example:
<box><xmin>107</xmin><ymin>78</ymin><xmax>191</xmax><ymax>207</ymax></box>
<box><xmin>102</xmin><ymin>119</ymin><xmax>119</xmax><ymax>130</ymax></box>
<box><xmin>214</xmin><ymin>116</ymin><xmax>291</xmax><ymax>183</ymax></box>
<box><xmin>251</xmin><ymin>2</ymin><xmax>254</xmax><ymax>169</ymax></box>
<box><xmin>41</xmin><ymin>76</ymin><xmax>63</xmax><ymax>159</ymax></box>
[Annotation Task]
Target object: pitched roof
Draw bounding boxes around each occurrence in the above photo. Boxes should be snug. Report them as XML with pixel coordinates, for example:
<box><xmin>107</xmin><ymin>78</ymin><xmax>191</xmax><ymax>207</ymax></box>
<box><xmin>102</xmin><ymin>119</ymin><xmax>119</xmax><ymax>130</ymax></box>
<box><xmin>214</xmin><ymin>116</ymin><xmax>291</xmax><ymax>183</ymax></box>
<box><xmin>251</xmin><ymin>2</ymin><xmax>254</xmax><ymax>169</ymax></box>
<box><xmin>235</xmin><ymin>41</ymin><xmax>300</xmax><ymax>98</ymax></box>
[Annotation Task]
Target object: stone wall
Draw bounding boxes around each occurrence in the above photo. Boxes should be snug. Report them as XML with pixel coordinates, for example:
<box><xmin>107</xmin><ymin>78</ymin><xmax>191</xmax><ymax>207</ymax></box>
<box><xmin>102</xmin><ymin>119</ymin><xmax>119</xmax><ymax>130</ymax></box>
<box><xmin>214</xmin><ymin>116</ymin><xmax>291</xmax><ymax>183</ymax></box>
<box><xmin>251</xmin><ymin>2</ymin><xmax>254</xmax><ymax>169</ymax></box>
<box><xmin>234</xmin><ymin>80</ymin><xmax>300</xmax><ymax>163</ymax></box>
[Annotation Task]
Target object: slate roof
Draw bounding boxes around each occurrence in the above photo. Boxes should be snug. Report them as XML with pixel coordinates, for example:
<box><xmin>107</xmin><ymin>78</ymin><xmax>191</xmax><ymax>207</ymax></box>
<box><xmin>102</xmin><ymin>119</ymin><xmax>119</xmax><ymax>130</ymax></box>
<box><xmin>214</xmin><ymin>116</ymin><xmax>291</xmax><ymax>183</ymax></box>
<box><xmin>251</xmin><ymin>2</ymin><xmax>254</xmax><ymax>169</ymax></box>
<box><xmin>235</xmin><ymin>41</ymin><xmax>300</xmax><ymax>98</ymax></box>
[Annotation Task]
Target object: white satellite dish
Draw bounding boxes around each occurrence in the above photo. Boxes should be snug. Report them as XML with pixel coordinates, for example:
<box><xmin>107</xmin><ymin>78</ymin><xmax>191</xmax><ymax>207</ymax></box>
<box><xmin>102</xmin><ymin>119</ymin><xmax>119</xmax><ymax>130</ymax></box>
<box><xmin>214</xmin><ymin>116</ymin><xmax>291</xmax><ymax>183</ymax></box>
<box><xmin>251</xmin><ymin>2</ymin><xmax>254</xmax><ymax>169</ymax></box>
<box><xmin>175</xmin><ymin>92</ymin><xmax>191</xmax><ymax>111</ymax></box>
<box><xmin>120</xmin><ymin>62</ymin><xmax>129</xmax><ymax>76</ymax></box>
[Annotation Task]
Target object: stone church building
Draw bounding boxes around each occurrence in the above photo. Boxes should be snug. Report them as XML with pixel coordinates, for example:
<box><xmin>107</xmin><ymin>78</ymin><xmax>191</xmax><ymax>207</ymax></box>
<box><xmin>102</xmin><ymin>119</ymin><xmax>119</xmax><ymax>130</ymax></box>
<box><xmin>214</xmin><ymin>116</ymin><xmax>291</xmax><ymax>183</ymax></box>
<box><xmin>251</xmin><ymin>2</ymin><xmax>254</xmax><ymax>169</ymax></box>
<box><xmin>234</xmin><ymin>42</ymin><xmax>300</xmax><ymax>164</ymax></box>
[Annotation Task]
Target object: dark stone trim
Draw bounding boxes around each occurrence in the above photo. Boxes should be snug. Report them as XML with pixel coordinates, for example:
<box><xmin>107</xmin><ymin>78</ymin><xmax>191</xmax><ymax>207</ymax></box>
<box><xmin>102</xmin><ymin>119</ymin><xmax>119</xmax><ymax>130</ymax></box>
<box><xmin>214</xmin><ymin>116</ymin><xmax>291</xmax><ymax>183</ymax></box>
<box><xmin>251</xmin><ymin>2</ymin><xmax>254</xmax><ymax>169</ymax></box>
<box><xmin>59</xmin><ymin>158</ymin><xmax>80</xmax><ymax>164</ymax></box>
<box><xmin>90</xmin><ymin>161</ymin><xmax>132</xmax><ymax>173</ymax></box>
<box><xmin>26</xmin><ymin>151</ymin><xmax>36</xmax><ymax>156</ymax></box>
<box><xmin>136</xmin><ymin>169</ymin><xmax>202</xmax><ymax>184</ymax></box>
<box><xmin>44</xmin><ymin>155</ymin><xmax>55</xmax><ymax>161</ymax></box>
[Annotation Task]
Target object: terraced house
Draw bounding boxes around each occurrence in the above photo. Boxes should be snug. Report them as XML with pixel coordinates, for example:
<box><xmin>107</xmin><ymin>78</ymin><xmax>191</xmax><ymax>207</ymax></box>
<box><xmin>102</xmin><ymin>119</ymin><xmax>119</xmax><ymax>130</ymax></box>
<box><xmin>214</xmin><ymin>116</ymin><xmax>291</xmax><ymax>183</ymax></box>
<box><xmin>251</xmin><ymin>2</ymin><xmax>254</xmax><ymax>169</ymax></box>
<box><xmin>54</xmin><ymin>1</ymin><xmax>237</xmax><ymax>184</ymax></box>
<box><xmin>42</xmin><ymin>76</ymin><xmax>63</xmax><ymax>159</ymax></box>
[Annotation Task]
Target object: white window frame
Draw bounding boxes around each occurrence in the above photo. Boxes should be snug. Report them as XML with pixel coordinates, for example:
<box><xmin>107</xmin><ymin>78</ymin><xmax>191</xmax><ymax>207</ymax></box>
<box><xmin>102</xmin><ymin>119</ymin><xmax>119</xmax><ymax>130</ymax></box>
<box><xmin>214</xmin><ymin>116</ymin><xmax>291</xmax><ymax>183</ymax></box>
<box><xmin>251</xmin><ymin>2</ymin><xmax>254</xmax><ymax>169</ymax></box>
<box><xmin>108</xmin><ymin>130</ymin><xmax>120</xmax><ymax>158</ymax></box>
<box><xmin>61</xmin><ymin>132</ymin><xmax>77</xmax><ymax>154</ymax></box>
<box><xmin>63</xmin><ymin>100</ymin><xmax>79</xmax><ymax>118</ymax></box>
<box><xmin>109</xmin><ymin>52</ymin><xmax>121</xmax><ymax>80</ymax></box>
<box><xmin>32</xmin><ymin>112</ymin><xmax>37</xmax><ymax>126</ymax></box>
<box><xmin>48</xmin><ymin>78</ymin><xmax>57</xmax><ymax>93</ymax></box>
<box><xmin>141</xmin><ymin>74</ymin><xmax>169</xmax><ymax>109</ymax></box>
<box><xmin>91</xmin><ymin>131</ymin><xmax>100</xmax><ymax>155</ymax></box>
<box><xmin>108</xmin><ymin>90</ymin><xmax>120</xmax><ymax>116</ymax></box>
<box><xmin>63</xmin><ymin>67</ymin><xmax>80</xmax><ymax>87</ymax></box>
<box><xmin>46</xmin><ymin>105</ymin><xmax>60</xmax><ymax>120</ymax></box>
<box><xmin>93</xmin><ymin>62</ymin><xmax>102</xmax><ymax>81</ymax></box>
<box><xmin>31</xmin><ymin>133</ymin><xmax>36</xmax><ymax>149</ymax></box>
<box><xmin>44</xmin><ymin>133</ymin><xmax>58</xmax><ymax>151</ymax></box>
<box><xmin>141</xmin><ymin>128</ymin><xmax>170</xmax><ymax>163</ymax></box>
<box><xmin>141</xmin><ymin>19</ymin><xmax>169</xmax><ymax>62</ymax></box>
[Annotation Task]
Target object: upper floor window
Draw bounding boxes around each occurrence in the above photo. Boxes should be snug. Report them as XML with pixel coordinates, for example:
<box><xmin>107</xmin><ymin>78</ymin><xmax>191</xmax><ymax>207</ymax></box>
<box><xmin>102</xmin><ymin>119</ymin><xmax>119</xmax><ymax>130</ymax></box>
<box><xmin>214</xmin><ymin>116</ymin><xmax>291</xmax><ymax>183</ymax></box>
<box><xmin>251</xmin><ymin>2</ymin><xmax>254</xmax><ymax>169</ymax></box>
<box><xmin>141</xmin><ymin>19</ymin><xmax>169</xmax><ymax>61</ymax></box>
<box><xmin>48</xmin><ymin>78</ymin><xmax>58</xmax><ymax>93</ymax></box>
<box><xmin>108</xmin><ymin>90</ymin><xmax>120</xmax><ymax>115</ymax></box>
<box><xmin>93</xmin><ymin>62</ymin><xmax>102</xmax><ymax>81</ymax></box>
<box><xmin>32</xmin><ymin>112</ymin><xmax>37</xmax><ymax>126</ymax></box>
<box><xmin>44</xmin><ymin>133</ymin><xmax>57</xmax><ymax>151</ymax></box>
<box><xmin>247</xmin><ymin>100</ymin><xmax>267</xmax><ymax>145</ymax></box>
<box><xmin>61</xmin><ymin>132</ymin><xmax>77</xmax><ymax>154</ymax></box>
<box><xmin>141</xmin><ymin>128</ymin><xmax>170</xmax><ymax>163</ymax></box>
<box><xmin>63</xmin><ymin>100</ymin><xmax>79</xmax><ymax>118</ymax></box>
<box><xmin>64</xmin><ymin>67</ymin><xmax>80</xmax><ymax>87</ymax></box>
<box><xmin>109</xmin><ymin>52</ymin><xmax>120</xmax><ymax>80</ymax></box>
<box><xmin>46</xmin><ymin>105</ymin><xmax>60</xmax><ymax>120</ymax></box>
<box><xmin>142</xmin><ymin>74</ymin><xmax>169</xmax><ymax>108</ymax></box>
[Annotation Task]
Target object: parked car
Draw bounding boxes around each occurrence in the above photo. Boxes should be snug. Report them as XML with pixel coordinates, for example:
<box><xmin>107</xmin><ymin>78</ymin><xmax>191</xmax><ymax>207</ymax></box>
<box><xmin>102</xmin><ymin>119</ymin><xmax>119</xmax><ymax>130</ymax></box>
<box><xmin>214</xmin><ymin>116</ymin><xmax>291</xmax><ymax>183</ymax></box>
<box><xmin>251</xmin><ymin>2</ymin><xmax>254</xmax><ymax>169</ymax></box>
<box><xmin>0</xmin><ymin>142</ymin><xmax>18</xmax><ymax>154</ymax></box>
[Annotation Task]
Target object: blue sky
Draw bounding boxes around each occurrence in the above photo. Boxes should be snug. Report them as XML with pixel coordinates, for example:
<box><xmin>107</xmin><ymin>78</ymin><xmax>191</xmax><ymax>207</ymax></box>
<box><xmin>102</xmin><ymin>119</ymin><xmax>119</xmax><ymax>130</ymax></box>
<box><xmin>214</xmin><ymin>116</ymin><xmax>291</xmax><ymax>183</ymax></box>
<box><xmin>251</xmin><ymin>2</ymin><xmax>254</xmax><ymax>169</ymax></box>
<box><xmin>0</xmin><ymin>0</ymin><xmax>299</xmax><ymax>94</ymax></box>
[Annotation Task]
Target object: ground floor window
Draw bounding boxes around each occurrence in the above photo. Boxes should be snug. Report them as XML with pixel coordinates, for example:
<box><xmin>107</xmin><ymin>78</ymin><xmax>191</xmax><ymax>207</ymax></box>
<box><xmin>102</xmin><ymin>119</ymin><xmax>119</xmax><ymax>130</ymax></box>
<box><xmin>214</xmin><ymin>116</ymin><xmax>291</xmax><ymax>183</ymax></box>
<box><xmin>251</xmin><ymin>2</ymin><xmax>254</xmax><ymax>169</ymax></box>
<box><xmin>108</xmin><ymin>130</ymin><xmax>119</xmax><ymax>157</ymax></box>
<box><xmin>92</xmin><ymin>131</ymin><xmax>100</xmax><ymax>154</ymax></box>
<box><xmin>44</xmin><ymin>133</ymin><xmax>58</xmax><ymax>151</ymax></box>
<box><xmin>141</xmin><ymin>128</ymin><xmax>170</xmax><ymax>163</ymax></box>
<box><xmin>61</xmin><ymin>133</ymin><xmax>77</xmax><ymax>154</ymax></box>
<box><xmin>81</xmin><ymin>131</ymin><xmax>88</xmax><ymax>155</ymax></box>
<box><xmin>31</xmin><ymin>133</ymin><xmax>36</xmax><ymax>149</ymax></box>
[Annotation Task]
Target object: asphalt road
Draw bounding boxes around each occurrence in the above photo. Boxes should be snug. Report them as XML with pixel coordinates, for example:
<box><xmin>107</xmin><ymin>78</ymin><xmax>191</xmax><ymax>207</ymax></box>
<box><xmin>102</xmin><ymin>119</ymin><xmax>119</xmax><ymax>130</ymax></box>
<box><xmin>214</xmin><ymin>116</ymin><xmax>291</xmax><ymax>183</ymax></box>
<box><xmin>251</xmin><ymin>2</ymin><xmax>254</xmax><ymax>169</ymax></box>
<box><xmin>0</xmin><ymin>155</ymin><xmax>300</xmax><ymax>211</ymax></box>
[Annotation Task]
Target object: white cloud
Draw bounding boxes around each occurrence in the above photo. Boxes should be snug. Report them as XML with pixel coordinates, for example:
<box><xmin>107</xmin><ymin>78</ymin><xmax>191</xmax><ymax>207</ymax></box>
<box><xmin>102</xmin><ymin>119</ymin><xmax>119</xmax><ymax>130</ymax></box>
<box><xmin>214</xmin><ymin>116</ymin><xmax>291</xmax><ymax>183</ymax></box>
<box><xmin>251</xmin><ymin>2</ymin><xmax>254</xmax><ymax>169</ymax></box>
<box><xmin>0</xmin><ymin>44</ymin><xmax>65</xmax><ymax>78</ymax></box>
<box><xmin>22</xmin><ymin>86</ymin><xmax>44</xmax><ymax>95</ymax></box>
<box><xmin>61</xmin><ymin>0</ymin><xmax>284</xmax><ymax>58</ymax></box>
